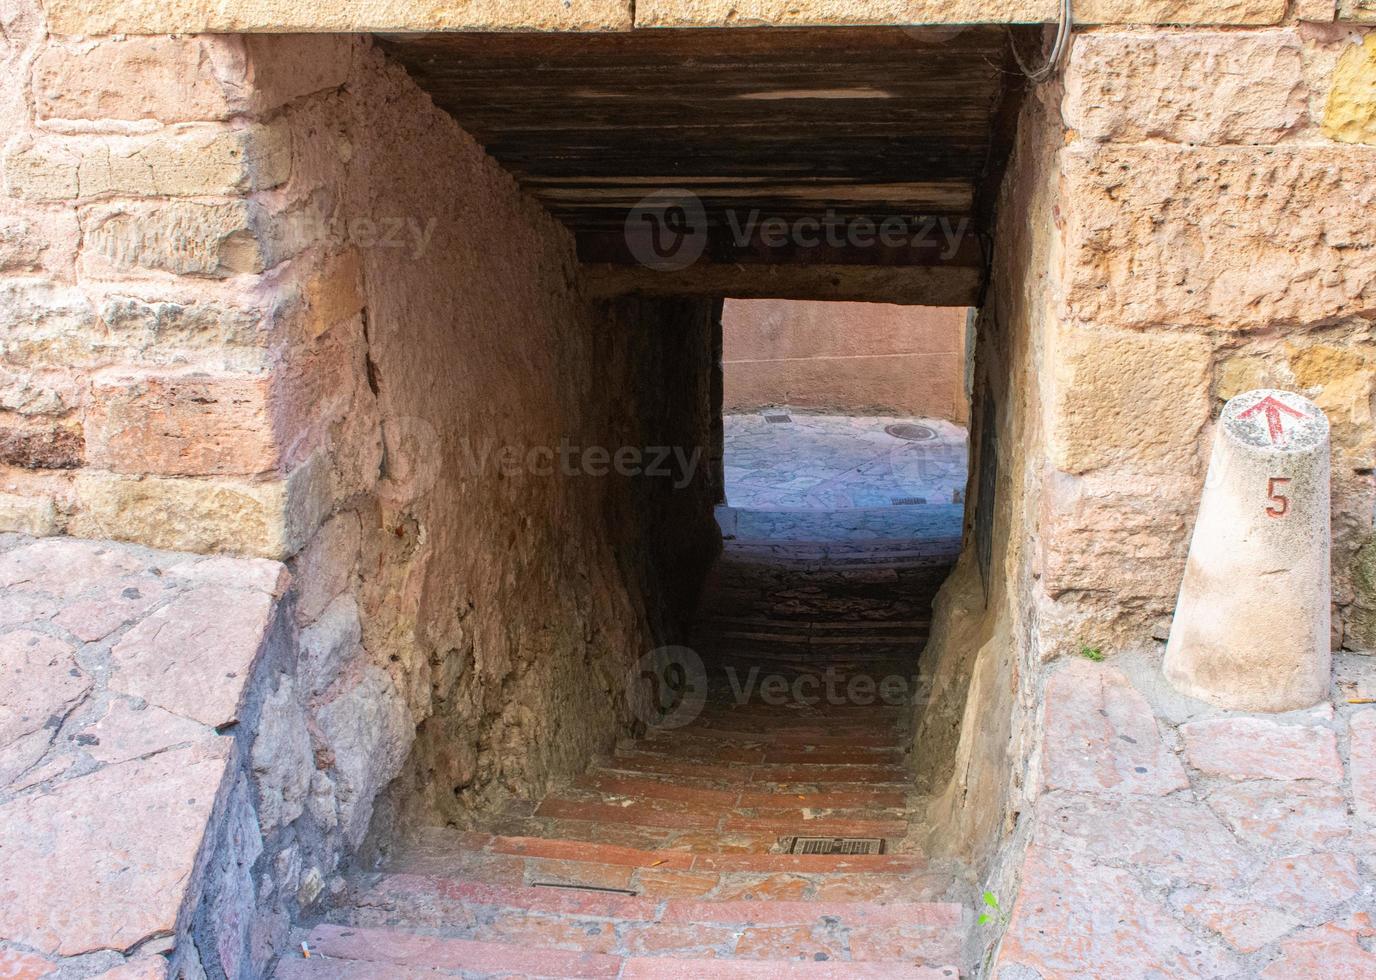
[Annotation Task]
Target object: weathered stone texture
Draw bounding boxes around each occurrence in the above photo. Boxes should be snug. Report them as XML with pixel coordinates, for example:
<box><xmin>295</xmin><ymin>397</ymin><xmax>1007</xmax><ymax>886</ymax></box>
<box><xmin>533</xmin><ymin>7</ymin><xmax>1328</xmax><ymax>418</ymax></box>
<box><xmin>80</xmin><ymin>202</ymin><xmax>271</xmax><ymax>278</ymax></box>
<box><xmin>1060</xmin><ymin>143</ymin><xmax>1376</xmax><ymax>330</ymax></box>
<box><xmin>1039</xmin><ymin>660</ymin><xmax>1189</xmax><ymax>795</ymax></box>
<box><xmin>0</xmin><ymin>740</ymin><xmax>232</xmax><ymax>955</ymax></box>
<box><xmin>0</xmin><ymin>419</ymin><xmax>82</xmax><ymax>469</ymax></box>
<box><xmin>32</xmin><ymin>37</ymin><xmax>249</xmax><ymax>123</ymax></box>
<box><xmin>1338</xmin><ymin>0</ymin><xmax>1376</xmax><ymax>21</ymax></box>
<box><xmin>1324</xmin><ymin>33</ymin><xmax>1376</xmax><ymax>144</ymax></box>
<box><xmin>1049</xmin><ymin>326</ymin><xmax>1212</xmax><ymax>474</ymax></box>
<box><xmin>1180</xmin><ymin>717</ymin><xmax>1342</xmax><ymax>782</ymax></box>
<box><xmin>1065</xmin><ymin>31</ymin><xmax>1306</xmax><ymax>144</ymax></box>
<box><xmin>634</xmin><ymin>0</ymin><xmax>1287</xmax><ymax>27</ymax></box>
<box><xmin>109</xmin><ymin>585</ymin><xmax>276</xmax><ymax>726</ymax></box>
<box><xmin>3</xmin><ymin>124</ymin><xmax>291</xmax><ymax>201</ymax></box>
<box><xmin>47</xmin><ymin>0</ymin><xmax>636</xmax><ymax>34</ymax></box>
<box><xmin>71</xmin><ymin>456</ymin><xmax>330</xmax><ymax>559</ymax></box>
<box><xmin>84</xmin><ymin>372</ymin><xmax>283</xmax><ymax>476</ymax></box>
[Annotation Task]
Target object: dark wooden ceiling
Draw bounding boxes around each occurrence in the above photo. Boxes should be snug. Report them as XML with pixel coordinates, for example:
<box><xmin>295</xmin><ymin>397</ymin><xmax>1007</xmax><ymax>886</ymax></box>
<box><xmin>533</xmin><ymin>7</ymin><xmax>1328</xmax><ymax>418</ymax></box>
<box><xmin>380</xmin><ymin>28</ymin><xmax>1029</xmax><ymax>303</ymax></box>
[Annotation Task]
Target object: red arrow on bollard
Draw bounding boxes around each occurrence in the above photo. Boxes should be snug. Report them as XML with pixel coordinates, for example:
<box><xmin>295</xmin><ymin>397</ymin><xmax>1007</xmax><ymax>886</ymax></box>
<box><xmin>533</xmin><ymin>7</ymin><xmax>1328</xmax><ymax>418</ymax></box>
<box><xmin>1239</xmin><ymin>395</ymin><xmax>1307</xmax><ymax>445</ymax></box>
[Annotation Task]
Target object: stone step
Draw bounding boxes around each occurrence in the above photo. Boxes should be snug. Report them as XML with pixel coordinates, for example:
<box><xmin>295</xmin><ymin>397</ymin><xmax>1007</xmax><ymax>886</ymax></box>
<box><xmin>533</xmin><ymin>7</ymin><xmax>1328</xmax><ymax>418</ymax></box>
<box><xmin>280</xmin><ymin>924</ymin><xmax>962</xmax><ymax>978</ymax></box>
<box><xmin>329</xmin><ymin>877</ymin><xmax>967</xmax><ymax>961</ymax></box>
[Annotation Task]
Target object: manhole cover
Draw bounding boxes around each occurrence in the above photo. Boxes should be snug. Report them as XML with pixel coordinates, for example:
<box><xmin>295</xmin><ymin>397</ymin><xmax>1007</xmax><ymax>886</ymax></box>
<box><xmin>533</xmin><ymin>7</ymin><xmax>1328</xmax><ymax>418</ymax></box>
<box><xmin>787</xmin><ymin>836</ymin><xmax>886</xmax><ymax>856</ymax></box>
<box><xmin>885</xmin><ymin>423</ymin><xmax>936</xmax><ymax>442</ymax></box>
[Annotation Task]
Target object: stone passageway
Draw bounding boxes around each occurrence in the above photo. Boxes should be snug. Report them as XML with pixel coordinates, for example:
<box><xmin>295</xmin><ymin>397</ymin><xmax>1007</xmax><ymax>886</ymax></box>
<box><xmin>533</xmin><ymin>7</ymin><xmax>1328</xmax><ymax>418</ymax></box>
<box><xmin>277</xmin><ymin>429</ymin><xmax>975</xmax><ymax>977</ymax></box>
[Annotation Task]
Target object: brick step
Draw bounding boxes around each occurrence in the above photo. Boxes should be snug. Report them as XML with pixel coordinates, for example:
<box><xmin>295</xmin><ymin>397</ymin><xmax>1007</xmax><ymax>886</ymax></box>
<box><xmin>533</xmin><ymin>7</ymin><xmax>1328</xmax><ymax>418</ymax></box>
<box><xmin>405</xmin><ymin>829</ymin><xmax>931</xmax><ymax>874</ymax></box>
<box><xmin>598</xmin><ymin>752</ymin><xmax>912</xmax><ymax>786</ymax></box>
<box><xmin>614</xmin><ymin>741</ymin><xmax>907</xmax><ymax>767</ymax></box>
<box><xmin>481</xmin><ymin>815</ymin><xmax>774</xmax><ymax>853</ymax></box>
<box><xmin>279</xmin><ymin>924</ymin><xmax>961</xmax><ymax>978</ymax></box>
<box><xmin>529</xmin><ymin>790</ymin><xmax>909</xmax><ymax>839</ymax></box>
<box><xmin>329</xmin><ymin>877</ymin><xmax>967</xmax><ymax>961</ymax></box>
<box><xmin>681</xmin><ymin>720</ymin><xmax>911</xmax><ymax>744</ymax></box>
<box><xmin>578</xmin><ymin>772</ymin><xmax>910</xmax><ymax>807</ymax></box>
<box><xmin>390</xmin><ymin>840</ymin><xmax>954</xmax><ymax>902</ymax></box>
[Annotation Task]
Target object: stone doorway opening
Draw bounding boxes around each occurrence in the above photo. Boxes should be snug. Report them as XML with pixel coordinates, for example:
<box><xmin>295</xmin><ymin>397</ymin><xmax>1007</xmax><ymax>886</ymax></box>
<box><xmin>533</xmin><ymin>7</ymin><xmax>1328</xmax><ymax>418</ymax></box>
<box><xmin>0</xmin><ymin>16</ymin><xmax>1058</xmax><ymax>977</ymax></box>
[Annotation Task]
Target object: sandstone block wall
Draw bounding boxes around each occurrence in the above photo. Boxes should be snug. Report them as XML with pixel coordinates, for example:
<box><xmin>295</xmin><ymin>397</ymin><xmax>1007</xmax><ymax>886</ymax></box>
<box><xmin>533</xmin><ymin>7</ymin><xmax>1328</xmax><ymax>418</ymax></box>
<box><xmin>1045</xmin><ymin>16</ymin><xmax>1376</xmax><ymax>653</ymax></box>
<box><xmin>914</xmin><ymin>5</ymin><xmax>1376</xmax><ymax>903</ymax></box>
<box><xmin>721</xmin><ymin>299</ymin><xmax>969</xmax><ymax>422</ymax></box>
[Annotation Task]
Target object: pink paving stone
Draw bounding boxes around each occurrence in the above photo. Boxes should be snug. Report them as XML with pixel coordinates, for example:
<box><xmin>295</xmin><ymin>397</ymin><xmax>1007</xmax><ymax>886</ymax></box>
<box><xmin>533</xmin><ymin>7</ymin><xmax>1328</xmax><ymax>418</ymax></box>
<box><xmin>995</xmin><ymin>845</ymin><xmax>1237</xmax><ymax>979</ymax></box>
<box><xmin>1350</xmin><ymin>708</ymin><xmax>1376</xmax><ymax>824</ymax></box>
<box><xmin>1180</xmin><ymin>716</ymin><xmax>1343</xmax><ymax>783</ymax></box>
<box><xmin>1205</xmin><ymin>779</ymin><xmax>1351</xmax><ymax>849</ymax></box>
<box><xmin>0</xmin><ymin>539</ymin><xmax>152</xmax><ymax>598</ymax></box>
<box><xmin>622</xmin><ymin>962</ymin><xmax>957</xmax><ymax>979</ymax></box>
<box><xmin>1039</xmin><ymin>660</ymin><xmax>1189</xmax><ymax>796</ymax></box>
<box><xmin>1179</xmin><ymin>852</ymin><xmax>1361</xmax><ymax>953</ymax></box>
<box><xmin>50</xmin><ymin>575</ymin><xmax>167</xmax><ymax>642</ymax></box>
<box><xmin>0</xmin><ymin>948</ymin><xmax>56</xmax><ymax>979</ymax></box>
<box><xmin>0</xmin><ymin>739</ymin><xmax>232</xmax><ymax>956</ymax></box>
<box><xmin>0</xmin><ymin>630</ymin><xmax>89</xmax><ymax>787</ymax></box>
<box><xmin>165</xmin><ymin>554</ymin><xmax>289</xmax><ymax>597</ymax></box>
<box><xmin>78</xmin><ymin>697</ymin><xmax>214</xmax><ymax>766</ymax></box>
<box><xmin>1036</xmin><ymin>791</ymin><xmax>1251</xmax><ymax>886</ymax></box>
<box><xmin>1259</xmin><ymin>913</ymin><xmax>1376</xmax><ymax>979</ymax></box>
<box><xmin>88</xmin><ymin>956</ymin><xmax>169</xmax><ymax>979</ymax></box>
<box><xmin>109</xmin><ymin>585</ymin><xmax>275</xmax><ymax>727</ymax></box>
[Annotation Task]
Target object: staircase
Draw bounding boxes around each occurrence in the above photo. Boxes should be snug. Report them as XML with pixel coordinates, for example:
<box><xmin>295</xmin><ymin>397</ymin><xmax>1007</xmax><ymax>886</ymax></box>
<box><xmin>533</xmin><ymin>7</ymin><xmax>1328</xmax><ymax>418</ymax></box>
<box><xmin>276</xmin><ymin>519</ymin><xmax>971</xmax><ymax>978</ymax></box>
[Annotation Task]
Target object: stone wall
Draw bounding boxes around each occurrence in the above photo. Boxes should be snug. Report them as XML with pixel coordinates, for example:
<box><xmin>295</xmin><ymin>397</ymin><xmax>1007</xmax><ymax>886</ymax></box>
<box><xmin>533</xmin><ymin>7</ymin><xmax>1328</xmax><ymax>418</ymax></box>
<box><xmin>908</xmin><ymin>7</ymin><xmax>1376</xmax><ymax>963</ymax></box>
<box><xmin>722</xmin><ymin>299</ymin><xmax>969</xmax><ymax>421</ymax></box>
<box><xmin>0</xmin><ymin>13</ymin><xmax>721</xmax><ymax>974</ymax></box>
<box><xmin>1045</xmin><ymin>16</ymin><xmax>1376</xmax><ymax>654</ymax></box>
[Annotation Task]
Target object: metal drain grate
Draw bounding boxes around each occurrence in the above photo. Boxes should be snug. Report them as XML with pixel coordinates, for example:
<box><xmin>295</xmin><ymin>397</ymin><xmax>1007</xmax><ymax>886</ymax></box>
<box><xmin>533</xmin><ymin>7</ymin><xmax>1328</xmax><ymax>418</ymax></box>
<box><xmin>531</xmin><ymin>882</ymin><xmax>639</xmax><ymax>896</ymax></box>
<box><xmin>764</xmin><ymin>414</ymin><xmax>793</xmax><ymax>423</ymax></box>
<box><xmin>885</xmin><ymin>423</ymin><xmax>936</xmax><ymax>441</ymax></box>
<box><xmin>891</xmin><ymin>496</ymin><xmax>927</xmax><ymax>506</ymax></box>
<box><xmin>788</xmin><ymin>836</ymin><xmax>887</xmax><ymax>856</ymax></box>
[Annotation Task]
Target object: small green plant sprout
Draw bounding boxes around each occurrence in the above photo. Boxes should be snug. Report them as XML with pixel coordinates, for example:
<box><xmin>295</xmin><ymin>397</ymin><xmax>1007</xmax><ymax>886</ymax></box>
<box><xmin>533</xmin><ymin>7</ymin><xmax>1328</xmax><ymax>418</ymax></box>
<box><xmin>1079</xmin><ymin>644</ymin><xmax>1105</xmax><ymax>662</ymax></box>
<box><xmin>978</xmin><ymin>890</ymin><xmax>1001</xmax><ymax>925</ymax></box>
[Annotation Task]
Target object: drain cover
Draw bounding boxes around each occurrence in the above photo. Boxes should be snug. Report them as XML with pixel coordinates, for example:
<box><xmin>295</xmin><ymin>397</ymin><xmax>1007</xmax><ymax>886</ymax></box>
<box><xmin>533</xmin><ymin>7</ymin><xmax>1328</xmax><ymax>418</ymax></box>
<box><xmin>891</xmin><ymin>496</ymin><xmax>927</xmax><ymax>506</ymax></box>
<box><xmin>765</xmin><ymin>414</ymin><xmax>793</xmax><ymax>423</ymax></box>
<box><xmin>788</xmin><ymin>837</ymin><xmax>886</xmax><ymax>856</ymax></box>
<box><xmin>885</xmin><ymin>423</ymin><xmax>936</xmax><ymax>442</ymax></box>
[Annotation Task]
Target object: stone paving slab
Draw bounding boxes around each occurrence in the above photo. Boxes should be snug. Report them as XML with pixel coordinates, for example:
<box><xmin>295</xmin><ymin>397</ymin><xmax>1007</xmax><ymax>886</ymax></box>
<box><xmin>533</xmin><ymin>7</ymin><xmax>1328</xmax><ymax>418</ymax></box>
<box><xmin>723</xmin><ymin>412</ymin><xmax>968</xmax><ymax>512</ymax></box>
<box><xmin>0</xmin><ymin>534</ymin><xmax>288</xmax><ymax>976</ymax></box>
<box><xmin>994</xmin><ymin>650</ymin><xmax>1376</xmax><ymax>978</ymax></box>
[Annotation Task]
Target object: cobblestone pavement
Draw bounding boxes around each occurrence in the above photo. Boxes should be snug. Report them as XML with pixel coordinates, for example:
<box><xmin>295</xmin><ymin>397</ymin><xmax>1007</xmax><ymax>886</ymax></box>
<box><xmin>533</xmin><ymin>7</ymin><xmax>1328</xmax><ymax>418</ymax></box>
<box><xmin>995</xmin><ymin>648</ymin><xmax>1376</xmax><ymax>978</ymax></box>
<box><xmin>723</xmin><ymin>412</ymin><xmax>969</xmax><ymax>512</ymax></box>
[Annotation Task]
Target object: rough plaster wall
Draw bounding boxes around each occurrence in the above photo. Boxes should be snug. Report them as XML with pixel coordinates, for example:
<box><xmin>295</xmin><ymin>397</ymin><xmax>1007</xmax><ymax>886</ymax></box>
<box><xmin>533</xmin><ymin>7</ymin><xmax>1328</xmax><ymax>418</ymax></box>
<box><xmin>270</xmin><ymin>41</ymin><xmax>722</xmax><ymax>848</ymax></box>
<box><xmin>911</xmin><ymin>80</ymin><xmax>1062</xmax><ymax>882</ymax></box>
<box><xmin>721</xmin><ymin>299</ymin><xmax>969</xmax><ymax>421</ymax></box>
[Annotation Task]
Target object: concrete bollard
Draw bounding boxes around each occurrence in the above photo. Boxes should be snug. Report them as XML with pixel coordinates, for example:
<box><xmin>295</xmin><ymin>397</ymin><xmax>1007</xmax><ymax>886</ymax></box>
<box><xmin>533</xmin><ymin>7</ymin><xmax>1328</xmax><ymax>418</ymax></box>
<box><xmin>1163</xmin><ymin>389</ymin><xmax>1331</xmax><ymax>712</ymax></box>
